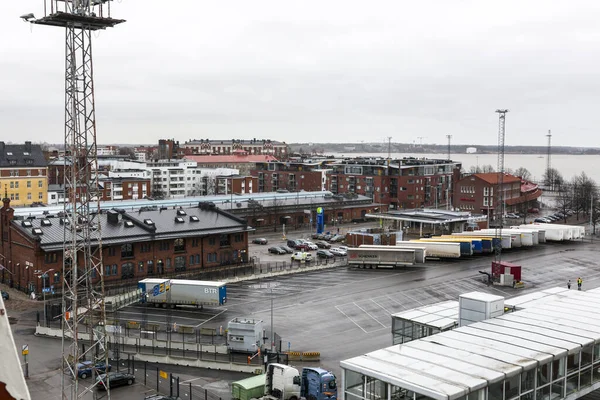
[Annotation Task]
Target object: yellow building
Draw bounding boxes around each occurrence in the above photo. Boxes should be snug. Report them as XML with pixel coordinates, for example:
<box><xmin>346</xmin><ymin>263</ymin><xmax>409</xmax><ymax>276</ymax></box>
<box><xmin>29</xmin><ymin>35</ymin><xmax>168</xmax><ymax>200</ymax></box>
<box><xmin>0</xmin><ymin>141</ymin><xmax>48</xmax><ymax>207</ymax></box>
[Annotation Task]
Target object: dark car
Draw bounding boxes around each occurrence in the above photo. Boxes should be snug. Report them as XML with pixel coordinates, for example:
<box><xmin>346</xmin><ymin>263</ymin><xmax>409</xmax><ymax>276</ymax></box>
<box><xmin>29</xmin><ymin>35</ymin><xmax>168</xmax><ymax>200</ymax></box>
<box><xmin>315</xmin><ymin>241</ymin><xmax>331</xmax><ymax>249</ymax></box>
<box><xmin>316</xmin><ymin>249</ymin><xmax>334</xmax><ymax>259</ymax></box>
<box><xmin>96</xmin><ymin>372</ymin><xmax>135</xmax><ymax>390</ymax></box>
<box><xmin>252</xmin><ymin>238</ymin><xmax>268</xmax><ymax>245</ymax></box>
<box><xmin>145</xmin><ymin>395</ymin><xmax>181</xmax><ymax>400</ymax></box>
<box><xmin>77</xmin><ymin>361</ymin><xmax>111</xmax><ymax>379</ymax></box>
<box><xmin>330</xmin><ymin>234</ymin><xmax>345</xmax><ymax>242</ymax></box>
<box><xmin>279</xmin><ymin>245</ymin><xmax>294</xmax><ymax>254</ymax></box>
<box><xmin>1</xmin><ymin>290</ymin><xmax>8</xmax><ymax>301</ymax></box>
<box><xmin>268</xmin><ymin>246</ymin><xmax>287</xmax><ymax>255</ymax></box>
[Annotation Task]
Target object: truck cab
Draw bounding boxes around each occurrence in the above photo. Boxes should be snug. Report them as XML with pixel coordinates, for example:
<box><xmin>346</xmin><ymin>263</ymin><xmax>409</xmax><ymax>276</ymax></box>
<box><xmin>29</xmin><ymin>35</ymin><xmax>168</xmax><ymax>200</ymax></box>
<box><xmin>264</xmin><ymin>363</ymin><xmax>301</xmax><ymax>400</ymax></box>
<box><xmin>301</xmin><ymin>368</ymin><xmax>337</xmax><ymax>400</ymax></box>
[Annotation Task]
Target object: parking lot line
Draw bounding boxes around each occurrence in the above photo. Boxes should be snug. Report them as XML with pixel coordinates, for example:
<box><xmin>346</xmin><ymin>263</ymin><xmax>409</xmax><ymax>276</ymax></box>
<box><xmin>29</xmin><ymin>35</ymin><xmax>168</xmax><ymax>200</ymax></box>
<box><xmin>195</xmin><ymin>309</ymin><xmax>227</xmax><ymax>328</ymax></box>
<box><xmin>353</xmin><ymin>302</ymin><xmax>387</xmax><ymax>328</ymax></box>
<box><xmin>334</xmin><ymin>305</ymin><xmax>369</xmax><ymax>333</ymax></box>
<box><xmin>370</xmin><ymin>298</ymin><xmax>393</xmax><ymax>315</ymax></box>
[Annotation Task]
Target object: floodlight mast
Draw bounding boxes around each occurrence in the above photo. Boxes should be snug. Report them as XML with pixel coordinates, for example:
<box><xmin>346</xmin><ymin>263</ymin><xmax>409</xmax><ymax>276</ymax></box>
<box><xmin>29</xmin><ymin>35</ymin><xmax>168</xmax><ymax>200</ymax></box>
<box><xmin>25</xmin><ymin>1</ymin><xmax>125</xmax><ymax>399</ymax></box>
<box><xmin>494</xmin><ymin>109</ymin><xmax>508</xmax><ymax>263</ymax></box>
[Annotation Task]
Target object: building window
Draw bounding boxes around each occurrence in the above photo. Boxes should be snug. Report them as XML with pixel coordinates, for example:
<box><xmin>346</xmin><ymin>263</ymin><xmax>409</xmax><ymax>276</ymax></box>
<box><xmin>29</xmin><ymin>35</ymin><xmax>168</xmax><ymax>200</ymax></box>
<box><xmin>219</xmin><ymin>234</ymin><xmax>230</xmax><ymax>247</ymax></box>
<box><xmin>27</xmin><ymin>181</ymin><xmax>32</xmax><ymax>188</ymax></box>
<box><xmin>483</xmin><ymin>187</ymin><xmax>489</xmax><ymax>196</ymax></box>
<box><xmin>165</xmin><ymin>258</ymin><xmax>171</xmax><ymax>269</ymax></box>
<box><xmin>121</xmin><ymin>243</ymin><xmax>134</xmax><ymax>258</ymax></box>
<box><xmin>174</xmin><ymin>238</ymin><xmax>185</xmax><ymax>252</ymax></box>
<box><xmin>484</xmin><ymin>198</ymin><xmax>489</xmax><ymax>207</ymax></box>
<box><xmin>108</xmin><ymin>247</ymin><xmax>116</xmax><ymax>257</ymax></box>
<box><xmin>15</xmin><ymin>193</ymin><xmax>19</xmax><ymax>200</ymax></box>
<box><xmin>192</xmin><ymin>238</ymin><xmax>199</xmax><ymax>247</ymax></box>
<box><xmin>121</xmin><ymin>262</ymin><xmax>134</xmax><ymax>278</ymax></box>
<box><xmin>9</xmin><ymin>182</ymin><xmax>14</xmax><ymax>189</ymax></box>
<box><xmin>174</xmin><ymin>256</ymin><xmax>185</xmax><ymax>270</ymax></box>
<box><xmin>53</xmin><ymin>271</ymin><xmax>61</xmax><ymax>284</ymax></box>
<box><xmin>38</xmin><ymin>192</ymin><xmax>43</xmax><ymax>200</ymax></box>
<box><xmin>27</xmin><ymin>193</ymin><xmax>32</xmax><ymax>200</ymax></box>
<box><xmin>138</xmin><ymin>261</ymin><xmax>144</xmax><ymax>272</ymax></box>
<box><xmin>147</xmin><ymin>260</ymin><xmax>154</xmax><ymax>274</ymax></box>
<box><xmin>189</xmin><ymin>255</ymin><xmax>195</xmax><ymax>265</ymax></box>
<box><xmin>105</xmin><ymin>265</ymin><xmax>111</xmax><ymax>276</ymax></box>
<box><xmin>208</xmin><ymin>237</ymin><xmax>216</xmax><ymax>246</ymax></box>
<box><xmin>141</xmin><ymin>243</ymin><xmax>152</xmax><ymax>253</ymax></box>
<box><xmin>207</xmin><ymin>253</ymin><xmax>217</xmax><ymax>262</ymax></box>
<box><xmin>195</xmin><ymin>254</ymin><xmax>200</xmax><ymax>265</ymax></box>
<box><xmin>159</xmin><ymin>241</ymin><xmax>170</xmax><ymax>251</ymax></box>
<box><xmin>45</xmin><ymin>252</ymin><xmax>58</xmax><ymax>264</ymax></box>
<box><xmin>15</xmin><ymin>182</ymin><xmax>19</xmax><ymax>189</ymax></box>
<box><xmin>234</xmin><ymin>233</ymin><xmax>243</xmax><ymax>242</ymax></box>
<box><xmin>112</xmin><ymin>264</ymin><xmax>118</xmax><ymax>275</ymax></box>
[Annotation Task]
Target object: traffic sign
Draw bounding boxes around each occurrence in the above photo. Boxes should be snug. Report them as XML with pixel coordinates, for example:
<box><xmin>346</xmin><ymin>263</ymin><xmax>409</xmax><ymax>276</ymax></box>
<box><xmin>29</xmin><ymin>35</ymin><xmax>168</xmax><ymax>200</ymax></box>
<box><xmin>22</xmin><ymin>344</ymin><xmax>29</xmax><ymax>356</ymax></box>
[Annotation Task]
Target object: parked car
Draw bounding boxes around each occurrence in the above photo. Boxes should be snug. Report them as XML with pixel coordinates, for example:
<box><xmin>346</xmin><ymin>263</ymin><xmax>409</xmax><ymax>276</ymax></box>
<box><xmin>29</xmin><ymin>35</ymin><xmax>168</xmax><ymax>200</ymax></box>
<box><xmin>315</xmin><ymin>241</ymin><xmax>331</xmax><ymax>249</ymax></box>
<box><xmin>337</xmin><ymin>246</ymin><xmax>349</xmax><ymax>252</ymax></box>
<box><xmin>279</xmin><ymin>245</ymin><xmax>294</xmax><ymax>254</ymax></box>
<box><xmin>1</xmin><ymin>290</ymin><xmax>8</xmax><ymax>301</ymax></box>
<box><xmin>534</xmin><ymin>218</ymin><xmax>550</xmax><ymax>223</ymax></box>
<box><xmin>330</xmin><ymin>247</ymin><xmax>347</xmax><ymax>256</ymax></box>
<box><xmin>505</xmin><ymin>213</ymin><xmax>519</xmax><ymax>219</ymax></box>
<box><xmin>77</xmin><ymin>361</ymin><xmax>111</xmax><ymax>379</ymax></box>
<box><xmin>528</xmin><ymin>208</ymin><xmax>540</xmax><ymax>213</ymax></box>
<box><xmin>291</xmin><ymin>252</ymin><xmax>312</xmax><ymax>262</ymax></box>
<box><xmin>268</xmin><ymin>246</ymin><xmax>287</xmax><ymax>255</ymax></box>
<box><xmin>287</xmin><ymin>239</ymin><xmax>310</xmax><ymax>251</ymax></box>
<box><xmin>322</xmin><ymin>234</ymin><xmax>333</xmax><ymax>241</ymax></box>
<box><xmin>316</xmin><ymin>250</ymin><xmax>334</xmax><ymax>259</ymax></box>
<box><xmin>311</xmin><ymin>233</ymin><xmax>321</xmax><ymax>239</ymax></box>
<box><xmin>304</xmin><ymin>241</ymin><xmax>319</xmax><ymax>250</ymax></box>
<box><xmin>145</xmin><ymin>395</ymin><xmax>182</xmax><ymax>400</ymax></box>
<box><xmin>329</xmin><ymin>234</ymin><xmax>345</xmax><ymax>242</ymax></box>
<box><xmin>96</xmin><ymin>372</ymin><xmax>135</xmax><ymax>390</ymax></box>
<box><xmin>252</xmin><ymin>238</ymin><xmax>268</xmax><ymax>245</ymax></box>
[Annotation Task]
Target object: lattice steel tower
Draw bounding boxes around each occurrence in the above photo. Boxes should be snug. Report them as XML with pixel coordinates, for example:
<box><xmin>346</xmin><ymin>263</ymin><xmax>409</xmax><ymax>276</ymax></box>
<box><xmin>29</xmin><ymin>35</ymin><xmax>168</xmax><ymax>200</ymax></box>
<box><xmin>494</xmin><ymin>109</ymin><xmax>508</xmax><ymax>262</ymax></box>
<box><xmin>546</xmin><ymin>130</ymin><xmax>552</xmax><ymax>175</ymax></box>
<box><xmin>23</xmin><ymin>1</ymin><xmax>124</xmax><ymax>398</ymax></box>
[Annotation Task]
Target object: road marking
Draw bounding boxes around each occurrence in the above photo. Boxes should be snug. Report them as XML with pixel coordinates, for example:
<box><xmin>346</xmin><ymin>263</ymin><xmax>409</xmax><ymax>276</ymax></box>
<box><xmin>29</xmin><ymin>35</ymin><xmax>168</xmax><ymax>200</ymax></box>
<box><xmin>398</xmin><ymin>291</ymin><xmax>425</xmax><ymax>306</ymax></box>
<box><xmin>385</xmin><ymin>295</ymin><xmax>407</xmax><ymax>308</ymax></box>
<box><xmin>371</xmin><ymin>298</ymin><xmax>393</xmax><ymax>315</ymax></box>
<box><xmin>195</xmin><ymin>309</ymin><xmax>227</xmax><ymax>328</ymax></box>
<box><xmin>334</xmin><ymin>305</ymin><xmax>368</xmax><ymax>333</ymax></box>
<box><xmin>353</xmin><ymin>302</ymin><xmax>386</xmax><ymax>328</ymax></box>
<box><xmin>180</xmin><ymin>377</ymin><xmax>203</xmax><ymax>384</ymax></box>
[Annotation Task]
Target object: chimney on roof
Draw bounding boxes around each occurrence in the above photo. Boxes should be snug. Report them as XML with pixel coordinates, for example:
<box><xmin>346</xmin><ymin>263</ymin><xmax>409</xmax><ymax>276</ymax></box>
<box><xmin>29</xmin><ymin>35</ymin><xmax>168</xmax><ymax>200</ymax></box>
<box><xmin>25</xmin><ymin>141</ymin><xmax>32</xmax><ymax>152</ymax></box>
<box><xmin>107</xmin><ymin>210</ymin><xmax>119</xmax><ymax>224</ymax></box>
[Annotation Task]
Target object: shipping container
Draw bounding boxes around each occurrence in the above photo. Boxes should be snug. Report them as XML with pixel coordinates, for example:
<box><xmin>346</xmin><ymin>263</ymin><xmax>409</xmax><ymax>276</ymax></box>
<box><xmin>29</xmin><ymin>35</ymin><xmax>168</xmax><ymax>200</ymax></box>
<box><xmin>232</xmin><ymin>374</ymin><xmax>266</xmax><ymax>400</ymax></box>
<box><xmin>458</xmin><ymin>291</ymin><xmax>504</xmax><ymax>327</ymax></box>
<box><xmin>138</xmin><ymin>278</ymin><xmax>226</xmax><ymax>307</ymax></box>
<box><xmin>412</xmin><ymin>239</ymin><xmax>473</xmax><ymax>256</ymax></box>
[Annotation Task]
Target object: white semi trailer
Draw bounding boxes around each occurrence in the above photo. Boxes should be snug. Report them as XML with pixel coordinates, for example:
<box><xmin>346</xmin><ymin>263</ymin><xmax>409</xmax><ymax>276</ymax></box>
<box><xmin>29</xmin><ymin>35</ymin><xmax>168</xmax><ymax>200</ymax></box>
<box><xmin>138</xmin><ymin>278</ymin><xmax>226</xmax><ymax>308</ymax></box>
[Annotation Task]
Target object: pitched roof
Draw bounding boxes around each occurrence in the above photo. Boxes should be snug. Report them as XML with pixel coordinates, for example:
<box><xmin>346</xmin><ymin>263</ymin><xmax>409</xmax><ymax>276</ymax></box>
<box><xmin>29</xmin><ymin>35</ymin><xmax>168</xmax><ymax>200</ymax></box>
<box><xmin>473</xmin><ymin>173</ymin><xmax>521</xmax><ymax>185</ymax></box>
<box><xmin>185</xmin><ymin>154</ymin><xmax>278</xmax><ymax>163</ymax></box>
<box><xmin>13</xmin><ymin>205</ymin><xmax>249</xmax><ymax>251</ymax></box>
<box><xmin>0</xmin><ymin>142</ymin><xmax>47</xmax><ymax>168</ymax></box>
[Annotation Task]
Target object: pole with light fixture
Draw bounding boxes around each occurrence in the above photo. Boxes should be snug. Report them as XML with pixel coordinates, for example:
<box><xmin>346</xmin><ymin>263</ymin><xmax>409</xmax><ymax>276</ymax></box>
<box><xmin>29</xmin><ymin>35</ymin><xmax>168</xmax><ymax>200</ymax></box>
<box><xmin>39</xmin><ymin>269</ymin><xmax>55</xmax><ymax>326</ymax></box>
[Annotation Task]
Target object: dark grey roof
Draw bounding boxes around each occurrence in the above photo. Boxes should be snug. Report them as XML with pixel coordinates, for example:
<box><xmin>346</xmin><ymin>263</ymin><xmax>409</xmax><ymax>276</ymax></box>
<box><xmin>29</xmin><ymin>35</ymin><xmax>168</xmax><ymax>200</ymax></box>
<box><xmin>185</xmin><ymin>139</ymin><xmax>286</xmax><ymax>146</ymax></box>
<box><xmin>13</xmin><ymin>206</ymin><xmax>249</xmax><ymax>252</ymax></box>
<box><xmin>0</xmin><ymin>142</ymin><xmax>47</xmax><ymax>168</ymax></box>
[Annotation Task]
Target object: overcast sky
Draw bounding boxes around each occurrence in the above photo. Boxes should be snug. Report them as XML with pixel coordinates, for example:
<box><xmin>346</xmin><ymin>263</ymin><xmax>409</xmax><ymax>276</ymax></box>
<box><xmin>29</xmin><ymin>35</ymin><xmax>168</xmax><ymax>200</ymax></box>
<box><xmin>2</xmin><ymin>1</ymin><xmax>600</xmax><ymax>147</ymax></box>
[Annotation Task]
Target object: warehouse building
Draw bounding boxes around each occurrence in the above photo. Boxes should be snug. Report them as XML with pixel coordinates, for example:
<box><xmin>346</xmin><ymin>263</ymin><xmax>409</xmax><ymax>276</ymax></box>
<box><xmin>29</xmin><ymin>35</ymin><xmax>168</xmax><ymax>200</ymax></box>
<box><xmin>0</xmin><ymin>196</ymin><xmax>250</xmax><ymax>294</ymax></box>
<box><xmin>341</xmin><ymin>287</ymin><xmax>600</xmax><ymax>400</ymax></box>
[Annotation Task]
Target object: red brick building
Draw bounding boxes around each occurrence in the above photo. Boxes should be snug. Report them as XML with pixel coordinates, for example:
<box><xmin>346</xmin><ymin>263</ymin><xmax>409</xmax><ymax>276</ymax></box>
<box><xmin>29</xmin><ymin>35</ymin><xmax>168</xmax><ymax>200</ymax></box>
<box><xmin>0</xmin><ymin>197</ymin><xmax>250</xmax><ymax>294</ymax></box>
<box><xmin>184</xmin><ymin>138</ymin><xmax>288</xmax><ymax>159</ymax></box>
<box><xmin>98</xmin><ymin>177</ymin><xmax>151</xmax><ymax>201</ymax></box>
<box><xmin>214</xmin><ymin>175</ymin><xmax>258</xmax><ymax>195</ymax></box>
<box><xmin>251</xmin><ymin>157</ymin><xmax>462</xmax><ymax>210</ymax></box>
<box><xmin>453</xmin><ymin>173</ymin><xmax>541</xmax><ymax>220</ymax></box>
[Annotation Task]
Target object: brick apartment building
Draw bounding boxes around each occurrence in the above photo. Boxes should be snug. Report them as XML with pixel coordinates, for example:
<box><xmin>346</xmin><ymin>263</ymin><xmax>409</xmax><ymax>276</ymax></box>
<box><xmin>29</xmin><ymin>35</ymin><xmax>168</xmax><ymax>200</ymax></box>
<box><xmin>251</xmin><ymin>157</ymin><xmax>462</xmax><ymax>209</ymax></box>
<box><xmin>98</xmin><ymin>177</ymin><xmax>151</xmax><ymax>201</ymax></box>
<box><xmin>0</xmin><ymin>198</ymin><xmax>250</xmax><ymax>294</ymax></box>
<box><xmin>453</xmin><ymin>173</ymin><xmax>542</xmax><ymax>220</ymax></box>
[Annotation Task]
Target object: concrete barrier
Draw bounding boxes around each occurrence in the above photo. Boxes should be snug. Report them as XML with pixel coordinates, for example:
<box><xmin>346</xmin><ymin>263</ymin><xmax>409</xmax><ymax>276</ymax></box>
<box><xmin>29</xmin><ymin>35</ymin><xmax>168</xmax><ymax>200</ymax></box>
<box><xmin>131</xmin><ymin>353</ymin><xmax>259</xmax><ymax>373</ymax></box>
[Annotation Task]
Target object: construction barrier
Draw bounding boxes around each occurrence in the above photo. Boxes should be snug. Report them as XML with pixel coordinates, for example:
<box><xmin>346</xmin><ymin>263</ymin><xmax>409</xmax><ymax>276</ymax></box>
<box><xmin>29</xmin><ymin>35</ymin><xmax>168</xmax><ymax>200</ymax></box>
<box><xmin>284</xmin><ymin>351</ymin><xmax>320</xmax><ymax>362</ymax></box>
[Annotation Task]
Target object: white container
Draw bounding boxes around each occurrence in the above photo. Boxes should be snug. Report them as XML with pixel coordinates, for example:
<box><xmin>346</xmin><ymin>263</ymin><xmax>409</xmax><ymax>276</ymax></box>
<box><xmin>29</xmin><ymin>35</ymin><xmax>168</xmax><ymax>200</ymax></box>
<box><xmin>459</xmin><ymin>292</ymin><xmax>504</xmax><ymax>327</ymax></box>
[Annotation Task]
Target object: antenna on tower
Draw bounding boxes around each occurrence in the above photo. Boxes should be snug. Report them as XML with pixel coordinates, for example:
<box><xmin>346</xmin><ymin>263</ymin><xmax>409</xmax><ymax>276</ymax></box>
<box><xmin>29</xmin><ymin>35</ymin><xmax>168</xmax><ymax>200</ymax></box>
<box><xmin>446</xmin><ymin>134</ymin><xmax>452</xmax><ymax>160</ymax></box>
<box><xmin>23</xmin><ymin>0</ymin><xmax>125</xmax><ymax>398</ymax></box>
<box><xmin>494</xmin><ymin>109</ymin><xmax>508</xmax><ymax>263</ymax></box>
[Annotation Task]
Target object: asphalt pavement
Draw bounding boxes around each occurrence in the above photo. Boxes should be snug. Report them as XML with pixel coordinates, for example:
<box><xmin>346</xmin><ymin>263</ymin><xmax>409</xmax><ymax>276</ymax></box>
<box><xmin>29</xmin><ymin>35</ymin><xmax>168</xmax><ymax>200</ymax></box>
<box><xmin>8</xmin><ymin>220</ymin><xmax>600</xmax><ymax>400</ymax></box>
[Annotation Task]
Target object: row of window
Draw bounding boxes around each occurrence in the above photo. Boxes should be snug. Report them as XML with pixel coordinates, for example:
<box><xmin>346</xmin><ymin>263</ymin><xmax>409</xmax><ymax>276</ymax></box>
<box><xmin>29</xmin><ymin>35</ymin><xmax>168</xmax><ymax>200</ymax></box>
<box><xmin>8</xmin><ymin>180</ymin><xmax>44</xmax><ymax>188</ymax></box>
<box><xmin>8</xmin><ymin>169</ymin><xmax>44</xmax><ymax>177</ymax></box>
<box><xmin>460</xmin><ymin>185</ymin><xmax>476</xmax><ymax>193</ymax></box>
<box><xmin>8</xmin><ymin>192</ymin><xmax>44</xmax><ymax>201</ymax></box>
<box><xmin>459</xmin><ymin>204</ymin><xmax>476</xmax><ymax>210</ymax></box>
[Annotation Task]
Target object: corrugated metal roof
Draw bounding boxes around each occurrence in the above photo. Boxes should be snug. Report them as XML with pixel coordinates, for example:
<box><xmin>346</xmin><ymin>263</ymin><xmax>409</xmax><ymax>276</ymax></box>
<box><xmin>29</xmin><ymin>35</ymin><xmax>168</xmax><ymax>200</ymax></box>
<box><xmin>13</xmin><ymin>206</ymin><xmax>249</xmax><ymax>251</ymax></box>
<box><xmin>342</xmin><ymin>290</ymin><xmax>600</xmax><ymax>400</ymax></box>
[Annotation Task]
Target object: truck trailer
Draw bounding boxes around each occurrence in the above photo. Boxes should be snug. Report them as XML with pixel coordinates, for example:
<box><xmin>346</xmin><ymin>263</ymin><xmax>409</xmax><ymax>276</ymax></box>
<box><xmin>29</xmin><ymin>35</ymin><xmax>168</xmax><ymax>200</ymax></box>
<box><xmin>394</xmin><ymin>241</ymin><xmax>461</xmax><ymax>259</ymax></box>
<box><xmin>138</xmin><ymin>278</ymin><xmax>226</xmax><ymax>307</ymax></box>
<box><xmin>347</xmin><ymin>247</ymin><xmax>416</xmax><ymax>268</ymax></box>
<box><xmin>358</xmin><ymin>245</ymin><xmax>426</xmax><ymax>263</ymax></box>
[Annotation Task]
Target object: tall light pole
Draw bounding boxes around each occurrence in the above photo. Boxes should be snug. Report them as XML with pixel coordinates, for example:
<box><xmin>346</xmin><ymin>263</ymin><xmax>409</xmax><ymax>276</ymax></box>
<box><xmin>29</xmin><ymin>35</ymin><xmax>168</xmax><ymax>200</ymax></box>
<box><xmin>40</xmin><ymin>269</ymin><xmax>55</xmax><ymax>326</ymax></box>
<box><xmin>270</xmin><ymin>288</ymin><xmax>274</xmax><ymax>352</ymax></box>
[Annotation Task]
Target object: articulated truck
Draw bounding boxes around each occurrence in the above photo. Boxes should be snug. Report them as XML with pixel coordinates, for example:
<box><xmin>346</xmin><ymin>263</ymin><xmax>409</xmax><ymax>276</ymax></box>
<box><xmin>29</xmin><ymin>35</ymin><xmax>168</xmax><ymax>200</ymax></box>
<box><xmin>245</xmin><ymin>363</ymin><xmax>337</xmax><ymax>400</ymax></box>
<box><xmin>138</xmin><ymin>278</ymin><xmax>226</xmax><ymax>308</ymax></box>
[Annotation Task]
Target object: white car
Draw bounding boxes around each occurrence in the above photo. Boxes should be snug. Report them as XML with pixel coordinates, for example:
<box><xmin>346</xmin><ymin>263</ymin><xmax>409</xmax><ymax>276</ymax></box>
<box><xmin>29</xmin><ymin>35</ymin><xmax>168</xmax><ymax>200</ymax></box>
<box><xmin>330</xmin><ymin>247</ymin><xmax>347</xmax><ymax>256</ymax></box>
<box><xmin>304</xmin><ymin>241</ymin><xmax>319</xmax><ymax>250</ymax></box>
<box><xmin>291</xmin><ymin>252</ymin><xmax>312</xmax><ymax>262</ymax></box>
<box><xmin>337</xmin><ymin>246</ymin><xmax>348</xmax><ymax>252</ymax></box>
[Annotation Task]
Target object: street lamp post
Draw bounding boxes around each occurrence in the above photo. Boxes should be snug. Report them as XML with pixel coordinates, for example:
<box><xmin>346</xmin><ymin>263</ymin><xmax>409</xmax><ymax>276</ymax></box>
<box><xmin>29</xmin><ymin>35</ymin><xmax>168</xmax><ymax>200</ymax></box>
<box><xmin>40</xmin><ymin>269</ymin><xmax>55</xmax><ymax>326</ymax></box>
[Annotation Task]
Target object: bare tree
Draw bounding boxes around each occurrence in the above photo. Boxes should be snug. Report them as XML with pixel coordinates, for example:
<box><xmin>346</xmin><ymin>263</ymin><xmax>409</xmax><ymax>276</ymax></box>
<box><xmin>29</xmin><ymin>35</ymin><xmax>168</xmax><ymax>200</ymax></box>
<box><xmin>514</xmin><ymin>167</ymin><xmax>532</xmax><ymax>181</ymax></box>
<box><xmin>571</xmin><ymin>172</ymin><xmax>597</xmax><ymax>220</ymax></box>
<box><xmin>118</xmin><ymin>147</ymin><xmax>136</xmax><ymax>159</ymax></box>
<box><xmin>542</xmin><ymin>168</ymin><xmax>564</xmax><ymax>191</ymax></box>
<box><xmin>555</xmin><ymin>185</ymin><xmax>574</xmax><ymax>223</ymax></box>
<box><xmin>481</xmin><ymin>164</ymin><xmax>495</xmax><ymax>173</ymax></box>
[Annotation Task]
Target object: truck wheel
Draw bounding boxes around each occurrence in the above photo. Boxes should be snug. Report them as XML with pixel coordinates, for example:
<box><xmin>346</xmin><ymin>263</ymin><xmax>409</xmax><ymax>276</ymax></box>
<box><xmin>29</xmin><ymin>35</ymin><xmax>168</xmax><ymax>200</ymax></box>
<box><xmin>162</xmin><ymin>303</ymin><xmax>167</xmax><ymax>308</ymax></box>
<box><xmin>80</xmin><ymin>373</ymin><xmax>87</xmax><ymax>379</ymax></box>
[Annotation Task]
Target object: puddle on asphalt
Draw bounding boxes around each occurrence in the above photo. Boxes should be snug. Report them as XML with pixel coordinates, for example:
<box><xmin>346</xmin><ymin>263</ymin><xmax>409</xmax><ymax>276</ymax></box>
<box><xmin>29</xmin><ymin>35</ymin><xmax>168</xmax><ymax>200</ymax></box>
<box><xmin>247</xmin><ymin>281</ymin><xmax>281</xmax><ymax>290</ymax></box>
